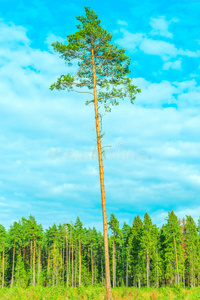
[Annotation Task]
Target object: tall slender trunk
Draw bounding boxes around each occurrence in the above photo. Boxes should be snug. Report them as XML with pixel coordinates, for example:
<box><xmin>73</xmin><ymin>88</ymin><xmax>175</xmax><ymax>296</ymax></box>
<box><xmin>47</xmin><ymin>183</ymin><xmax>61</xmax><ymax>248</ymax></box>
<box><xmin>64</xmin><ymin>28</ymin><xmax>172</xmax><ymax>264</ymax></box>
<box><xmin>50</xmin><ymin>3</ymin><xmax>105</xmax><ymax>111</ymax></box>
<box><xmin>79</xmin><ymin>235</ymin><xmax>81</xmax><ymax>287</ymax></box>
<box><xmin>101</xmin><ymin>255</ymin><xmax>103</xmax><ymax>286</ymax></box>
<box><xmin>173</xmin><ymin>236</ymin><xmax>179</xmax><ymax>285</ymax></box>
<box><xmin>91</xmin><ymin>37</ymin><xmax>112</xmax><ymax>300</ymax></box>
<box><xmin>126</xmin><ymin>249</ymin><xmax>129</xmax><ymax>287</ymax></box>
<box><xmin>33</xmin><ymin>238</ymin><xmax>36</xmax><ymax>286</ymax></box>
<box><xmin>69</xmin><ymin>234</ymin><xmax>71</xmax><ymax>286</ymax></box>
<box><xmin>75</xmin><ymin>242</ymin><xmax>77</xmax><ymax>286</ymax></box>
<box><xmin>113</xmin><ymin>238</ymin><xmax>116</xmax><ymax>288</ymax></box>
<box><xmin>66</xmin><ymin>229</ymin><xmax>69</xmax><ymax>287</ymax></box>
<box><xmin>2</xmin><ymin>249</ymin><xmax>4</xmax><ymax>288</ymax></box>
<box><xmin>91</xmin><ymin>247</ymin><xmax>93</xmax><ymax>285</ymax></box>
<box><xmin>30</xmin><ymin>240</ymin><xmax>32</xmax><ymax>284</ymax></box>
<box><xmin>156</xmin><ymin>246</ymin><xmax>159</xmax><ymax>288</ymax></box>
<box><xmin>94</xmin><ymin>248</ymin><xmax>97</xmax><ymax>286</ymax></box>
<box><xmin>23</xmin><ymin>247</ymin><xmax>25</xmax><ymax>266</ymax></box>
<box><xmin>11</xmin><ymin>242</ymin><xmax>15</xmax><ymax>288</ymax></box>
<box><xmin>52</xmin><ymin>242</ymin><xmax>55</xmax><ymax>286</ymax></box>
<box><xmin>37</xmin><ymin>245</ymin><xmax>41</xmax><ymax>284</ymax></box>
<box><xmin>147</xmin><ymin>249</ymin><xmax>150</xmax><ymax>287</ymax></box>
<box><xmin>72</xmin><ymin>239</ymin><xmax>74</xmax><ymax>287</ymax></box>
<box><xmin>47</xmin><ymin>246</ymin><xmax>50</xmax><ymax>286</ymax></box>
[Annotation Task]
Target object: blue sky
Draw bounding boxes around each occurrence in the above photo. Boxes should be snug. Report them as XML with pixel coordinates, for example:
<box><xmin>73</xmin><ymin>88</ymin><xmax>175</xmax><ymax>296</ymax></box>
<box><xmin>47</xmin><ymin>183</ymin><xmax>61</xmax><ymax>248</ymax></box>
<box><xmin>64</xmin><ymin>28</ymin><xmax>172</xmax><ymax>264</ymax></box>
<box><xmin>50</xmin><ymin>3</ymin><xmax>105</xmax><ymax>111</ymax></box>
<box><xmin>0</xmin><ymin>0</ymin><xmax>200</xmax><ymax>230</ymax></box>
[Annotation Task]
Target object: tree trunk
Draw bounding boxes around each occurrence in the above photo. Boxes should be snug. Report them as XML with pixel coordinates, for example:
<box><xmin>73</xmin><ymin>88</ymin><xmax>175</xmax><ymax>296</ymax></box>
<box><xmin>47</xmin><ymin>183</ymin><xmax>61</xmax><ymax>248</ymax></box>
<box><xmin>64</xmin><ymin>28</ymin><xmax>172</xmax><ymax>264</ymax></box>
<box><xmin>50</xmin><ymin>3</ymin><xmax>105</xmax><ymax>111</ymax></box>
<box><xmin>66</xmin><ymin>229</ymin><xmax>69</xmax><ymax>287</ymax></box>
<box><xmin>72</xmin><ymin>240</ymin><xmax>74</xmax><ymax>287</ymax></box>
<box><xmin>11</xmin><ymin>243</ymin><xmax>15</xmax><ymax>288</ymax></box>
<box><xmin>2</xmin><ymin>249</ymin><xmax>4</xmax><ymax>288</ymax></box>
<box><xmin>113</xmin><ymin>238</ymin><xmax>116</xmax><ymax>288</ymax></box>
<box><xmin>173</xmin><ymin>236</ymin><xmax>179</xmax><ymax>285</ymax></box>
<box><xmin>33</xmin><ymin>238</ymin><xmax>36</xmax><ymax>286</ymax></box>
<box><xmin>147</xmin><ymin>249</ymin><xmax>150</xmax><ymax>287</ymax></box>
<box><xmin>126</xmin><ymin>249</ymin><xmax>129</xmax><ymax>287</ymax></box>
<box><xmin>30</xmin><ymin>240</ymin><xmax>32</xmax><ymax>284</ymax></box>
<box><xmin>52</xmin><ymin>242</ymin><xmax>55</xmax><ymax>286</ymax></box>
<box><xmin>79</xmin><ymin>235</ymin><xmax>81</xmax><ymax>287</ymax></box>
<box><xmin>91</xmin><ymin>38</ymin><xmax>112</xmax><ymax>300</ymax></box>
<box><xmin>69</xmin><ymin>236</ymin><xmax>71</xmax><ymax>287</ymax></box>
<box><xmin>156</xmin><ymin>246</ymin><xmax>159</xmax><ymax>288</ymax></box>
<box><xmin>91</xmin><ymin>247</ymin><xmax>93</xmax><ymax>285</ymax></box>
<box><xmin>75</xmin><ymin>242</ymin><xmax>77</xmax><ymax>286</ymax></box>
<box><xmin>37</xmin><ymin>245</ymin><xmax>41</xmax><ymax>284</ymax></box>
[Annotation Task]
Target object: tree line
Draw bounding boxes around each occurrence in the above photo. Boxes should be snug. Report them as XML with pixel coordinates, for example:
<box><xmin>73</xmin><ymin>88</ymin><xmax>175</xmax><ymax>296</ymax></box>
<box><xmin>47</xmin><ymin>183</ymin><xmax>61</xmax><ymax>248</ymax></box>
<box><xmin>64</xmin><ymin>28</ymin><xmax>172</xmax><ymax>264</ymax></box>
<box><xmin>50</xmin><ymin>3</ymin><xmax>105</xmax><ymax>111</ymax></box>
<box><xmin>0</xmin><ymin>211</ymin><xmax>200</xmax><ymax>288</ymax></box>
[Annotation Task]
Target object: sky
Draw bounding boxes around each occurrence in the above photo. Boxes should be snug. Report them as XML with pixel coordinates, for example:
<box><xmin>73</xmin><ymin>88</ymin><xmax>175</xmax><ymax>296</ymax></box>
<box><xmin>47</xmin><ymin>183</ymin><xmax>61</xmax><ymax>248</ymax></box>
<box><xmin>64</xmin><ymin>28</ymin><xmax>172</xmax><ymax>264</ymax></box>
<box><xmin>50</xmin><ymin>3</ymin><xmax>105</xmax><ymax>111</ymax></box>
<box><xmin>0</xmin><ymin>0</ymin><xmax>200</xmax><ymax>231</ymax></box>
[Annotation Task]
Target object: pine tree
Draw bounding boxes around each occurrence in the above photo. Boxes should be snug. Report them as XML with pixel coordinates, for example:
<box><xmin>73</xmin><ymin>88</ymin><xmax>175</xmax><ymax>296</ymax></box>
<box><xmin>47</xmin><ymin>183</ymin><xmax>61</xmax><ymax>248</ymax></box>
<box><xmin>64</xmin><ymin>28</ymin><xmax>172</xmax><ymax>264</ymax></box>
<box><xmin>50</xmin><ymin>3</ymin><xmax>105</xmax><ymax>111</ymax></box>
<box><xmin>0</xmin><ymin>225</ymin><xmax>7</xmax><ymax>288</ymax></box>
<box><xmin>162</xmin><ymin>211</ymin><xmax>184</xmax><ymax>286</ymax></box>
<box><xmin>128</xmin><ymin>215</ymin><xmax>143</xmax><ymax>288</ymax></box>
<box><xmin>50</xmin><ymin>7</ymin><xmax>140</xmax><ymax>298</ymax></box>
<box><xmin>185</xmin><ymin>215</ymin><xmax>198</xmax><ymax>287</ymax></box>
<box><xmin>140</xmin><ymin>213</ymin><xmax>153</xmax><ymax>287</ymax></box>
<box><xmin>121</xmin><ymin>222</ymin><xmax>131</xmax><ymax>286</ymax></box>
<box><xmin>108</xmin><ymin>213</ymin><xmax>120</xmax><ymax>287</ymax></box>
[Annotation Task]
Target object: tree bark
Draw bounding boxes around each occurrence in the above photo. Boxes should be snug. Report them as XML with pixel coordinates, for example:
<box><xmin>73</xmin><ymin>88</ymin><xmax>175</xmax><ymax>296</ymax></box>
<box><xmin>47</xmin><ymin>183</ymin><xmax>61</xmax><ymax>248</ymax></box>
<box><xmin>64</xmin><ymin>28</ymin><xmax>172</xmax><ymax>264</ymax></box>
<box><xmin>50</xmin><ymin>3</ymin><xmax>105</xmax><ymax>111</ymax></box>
<box><xmin>173</xmin><ymin>236</ymin><xmax>179</xmax><ymax>285</ymax></box>
<box><xmin>113</xmin><ymin>238</ymin><xmax>116</xmax><ymax>288</ymax></box>
<box><xmin>91</xmin><ymin>247</ymin><xmax>93</xmax><ymax>285</ymax></box>
<box><xmin>126</xmin><ymin>249</ymin><xmax>129</xmax><ymax>287</ymax></box>
<box><xmin>11</xmin><ymin>243</ymin><xmax>15</xmax><ymax>288</ymax></box>
<box><xmin>37</xmin><ymin>245</ymin><xmax>41</xmax><ymax>284</ymax></box>
<box><xmin>79</xmin><ymin>235</ymin><xmax>81</xmax><ymax>287</ymax></box>
<box><xmin>66</xmin><ymin>229</ymin><xmax>69</xmax><ymax>287</ymax></box>
<box><xmin>2</xmin><ymin>249</ymin><xmax>4</xmax><ymax>288</ymax></box>
<box><xmin>147</xmin><ymin>249</ymin><xmax>150</xmax><ymax>287</ymax></box>
<box><xmin>33</xmin><ymin>238</ymin><xmax>36</xmax><ymax>286</ymax></box>
<box><xmin>91</xmin><ymin>37</ymin><xmax>112</xmax><ymax>300</ymax></box>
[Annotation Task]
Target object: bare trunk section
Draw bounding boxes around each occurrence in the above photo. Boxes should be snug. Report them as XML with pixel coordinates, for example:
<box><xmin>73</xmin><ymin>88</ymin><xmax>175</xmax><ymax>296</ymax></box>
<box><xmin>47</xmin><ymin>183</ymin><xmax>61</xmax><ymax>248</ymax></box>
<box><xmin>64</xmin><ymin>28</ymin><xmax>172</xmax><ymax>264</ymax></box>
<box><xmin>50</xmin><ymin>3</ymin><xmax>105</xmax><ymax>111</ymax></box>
<box><xmin>66</xmin><ymin>229</ymin><xmax>69</xmax><ymax>287</ymax></box>
<box><xmin>72</xmin><ymin>239</ymin><xmax>74</xmax><ymax>287</ymax></box>
<box><xmin>126</xmin><ymin>249</ymin><xmax>129</xmax><ymax>287</ymax></box>
<box><xmin>11</xmin><ymin>242</ymin><xmax>15</xmax><ymax>288</ymax></box>
<box><xmin>33</xmin><ymin>238</ymin><xmax>36</xmax><ymax>286</ymax></box>
<box><xmin>2</xmin><ymin>249</ymin><xmax>4</xmax><ymax>288</ymax></box>
<box><xmin>91</xmin><ymin>247</ymin><xmax>93</xmax><ymax>285</ymax></box>
<box><xmin>79</xmin><ymin>235</ymin><xmax>81</xmax><ymax>287</ymax></box>
<box><xmin>173</xmin><ymin>236</ymin><xmax>179</xmax><ymax>285</ymax></box>
<box><xmin>147</xmin><ymin>249</ymin><xmax>150</xmax><ymax>287</ymax></box>
<box><xmin>37</xmin><ymin>245</ymin><xmax>41</xmax><ymax>284</ymax></box>
<box><xmin>91</xmin><ymin>37</ymin><xmax>112</xmax><ymax>300</ymax></box>
<box><xmin>113</xmin><ymin>239</ymin><xmax>116</xmax><ymax>288</ymax></box>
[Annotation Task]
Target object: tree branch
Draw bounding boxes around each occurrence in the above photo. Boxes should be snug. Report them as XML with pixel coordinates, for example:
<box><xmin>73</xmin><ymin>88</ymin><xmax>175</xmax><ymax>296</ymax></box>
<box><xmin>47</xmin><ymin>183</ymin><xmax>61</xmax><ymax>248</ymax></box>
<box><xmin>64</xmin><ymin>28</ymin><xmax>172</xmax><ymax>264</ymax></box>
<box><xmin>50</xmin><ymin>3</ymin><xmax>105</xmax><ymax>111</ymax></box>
<box><xmin>97</xmin><ymin>93</ymin><xmax>126</xmax><ymax>101</ymax></box>
<box><xmin>95</xmin><ymin>48</ymin><xmax>111</xmax><ymax>71</ymax></box>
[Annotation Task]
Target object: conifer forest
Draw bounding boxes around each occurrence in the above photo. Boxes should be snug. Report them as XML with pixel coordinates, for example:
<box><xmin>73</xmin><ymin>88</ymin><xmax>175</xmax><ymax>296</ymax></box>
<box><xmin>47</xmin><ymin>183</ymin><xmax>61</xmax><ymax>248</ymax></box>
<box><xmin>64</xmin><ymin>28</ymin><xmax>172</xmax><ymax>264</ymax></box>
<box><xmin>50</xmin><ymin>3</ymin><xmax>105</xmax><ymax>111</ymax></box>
<box><xmin>1</xmin><ymin>211</ymin><xmax>200</xmax><ymax>293</ymax></box>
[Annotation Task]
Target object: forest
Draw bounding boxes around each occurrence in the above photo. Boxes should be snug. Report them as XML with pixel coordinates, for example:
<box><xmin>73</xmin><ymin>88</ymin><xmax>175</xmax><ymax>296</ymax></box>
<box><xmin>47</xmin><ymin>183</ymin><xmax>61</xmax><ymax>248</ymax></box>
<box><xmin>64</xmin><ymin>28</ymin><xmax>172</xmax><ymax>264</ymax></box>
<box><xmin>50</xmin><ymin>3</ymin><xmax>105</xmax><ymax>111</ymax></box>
<box><xmin>0</xmin><ymin>211</ymin><xmax>200</xmax><ymax>290</ymax></box>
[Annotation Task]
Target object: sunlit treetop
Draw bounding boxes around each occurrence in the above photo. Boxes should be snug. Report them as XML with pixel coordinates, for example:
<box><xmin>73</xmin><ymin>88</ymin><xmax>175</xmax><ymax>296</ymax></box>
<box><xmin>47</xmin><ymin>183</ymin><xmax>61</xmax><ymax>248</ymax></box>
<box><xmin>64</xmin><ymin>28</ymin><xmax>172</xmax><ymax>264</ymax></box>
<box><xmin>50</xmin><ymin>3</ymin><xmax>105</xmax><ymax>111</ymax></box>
<box><xmin>50</xmin><ymin>6</ymin><xmax>141</xmax><ymax>112</ymax></box>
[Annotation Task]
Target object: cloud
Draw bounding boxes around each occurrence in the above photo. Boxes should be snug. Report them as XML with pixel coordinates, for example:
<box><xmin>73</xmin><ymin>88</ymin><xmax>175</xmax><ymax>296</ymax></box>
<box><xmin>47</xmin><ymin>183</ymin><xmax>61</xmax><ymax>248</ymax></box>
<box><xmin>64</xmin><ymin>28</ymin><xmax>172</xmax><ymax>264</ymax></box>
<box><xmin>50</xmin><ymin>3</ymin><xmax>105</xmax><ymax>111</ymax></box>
<box><xmin>0</xmin><ymin>19</ymin><xmax>30</xmax><ymax>46</ymax></box>
<box><xmin>115</xmin><ymin>28</ymin><xmax>145</xmax><ymax>50</ymax></box>
<box><xmin>0</xmin><ymin>20</ymin><xmax>200</xmax><ymax>231</ymax></box>
<box><xmin>150</xmin><ymin>16</ymin><xmax>178</xmax><ymax>39</ymax></box>
<box><xmin>163</xmin><ymin>59</ymin><xmax>182</xmax><ymax>70</ymax></box>
<box><xmin>117</xmin><ymin>20</ymin><xmax>128</xmax><ymax>27</ymax></box>
<box><xmin>116</xmin><ymin>20</ymin><xmax>200</xmax><ymax>61</ymax></box>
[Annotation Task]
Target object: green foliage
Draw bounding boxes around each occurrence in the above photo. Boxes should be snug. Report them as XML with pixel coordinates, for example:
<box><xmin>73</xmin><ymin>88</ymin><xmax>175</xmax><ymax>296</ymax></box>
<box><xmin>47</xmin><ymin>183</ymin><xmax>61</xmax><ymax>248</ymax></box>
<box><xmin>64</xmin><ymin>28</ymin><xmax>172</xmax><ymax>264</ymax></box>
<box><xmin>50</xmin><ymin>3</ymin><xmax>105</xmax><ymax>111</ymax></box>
<box><xmin>1</xmin><ymin>211</ymin><xmax>200</xmax><ymax>289</ymax></box>
<box><xmin>50</xmin><ymin>6</ymin><xmax>140</xmax><ymax>112</ymax></box>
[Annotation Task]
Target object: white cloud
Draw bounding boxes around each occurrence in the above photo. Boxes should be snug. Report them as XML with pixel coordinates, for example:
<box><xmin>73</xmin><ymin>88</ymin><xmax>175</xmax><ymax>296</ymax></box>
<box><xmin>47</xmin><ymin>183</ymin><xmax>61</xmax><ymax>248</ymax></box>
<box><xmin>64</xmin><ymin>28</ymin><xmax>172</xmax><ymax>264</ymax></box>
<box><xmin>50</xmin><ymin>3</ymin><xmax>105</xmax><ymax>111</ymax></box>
<box><xmin>150</xmin><ymin>16</ymin><xmax>178</xmax><ymax>38</ymax></box>
<box><xmin>140</xmin><ymin>38</ymin><xmax>177</xmax><ymax>58</ymax></box>
<box><xmin>116</xmin><ymin>23</ymin><xmax>200</xmax><ymax>60</ymax></box>
<box><xmin>45</xmin><ymin>33</ymin><xmax>66</xmax><ymax>52</ymax></box>
<box><xmin>0</xmin><ymin>20</ymin><xmax>30</xmax><ymax>46</ymax></box>
<box><xmin>0</xmin><ymin>20</ymin><xmax>200</xmax><ymax>229</ymax></box>
<box><xmin>115</xmin><ymin>28</ymin><xmax>145</xmax><ymax>50</ymax></box>
<box><xmin>117</xmin><ymin>20</ymin><xmax>128</xmax><ymax>26</ymax></box>
<box><xmin>163</xmin><ymin>59</ymin><xmax>182</xmax><ymax>70</ymax></box>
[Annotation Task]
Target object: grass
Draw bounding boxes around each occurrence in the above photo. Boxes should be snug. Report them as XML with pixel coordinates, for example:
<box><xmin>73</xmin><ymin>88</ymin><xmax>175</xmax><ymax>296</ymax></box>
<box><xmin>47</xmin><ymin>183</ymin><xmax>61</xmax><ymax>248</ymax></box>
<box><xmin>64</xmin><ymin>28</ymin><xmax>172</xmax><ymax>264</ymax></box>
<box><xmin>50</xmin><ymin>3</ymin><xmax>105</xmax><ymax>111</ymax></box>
<box><xmin>0</xmin><ymin>286</ymin><xmax>200</xmax><ymax>299</ymax></box>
